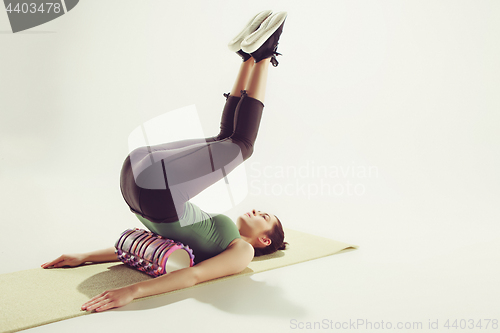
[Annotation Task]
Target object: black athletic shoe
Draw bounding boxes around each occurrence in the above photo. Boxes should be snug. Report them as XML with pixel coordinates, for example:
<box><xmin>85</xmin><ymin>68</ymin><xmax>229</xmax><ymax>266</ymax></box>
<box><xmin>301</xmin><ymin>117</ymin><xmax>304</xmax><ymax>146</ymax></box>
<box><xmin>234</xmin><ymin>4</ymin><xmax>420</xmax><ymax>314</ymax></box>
<box><xmin>228</xmin><ymin>10</ymin><xmax>273</xmax><ymax>62</ymax></box>
<box><xmin>241</xmin><ymin>11</ymin><xmax>287</xmax><ymax>66</ymax></box>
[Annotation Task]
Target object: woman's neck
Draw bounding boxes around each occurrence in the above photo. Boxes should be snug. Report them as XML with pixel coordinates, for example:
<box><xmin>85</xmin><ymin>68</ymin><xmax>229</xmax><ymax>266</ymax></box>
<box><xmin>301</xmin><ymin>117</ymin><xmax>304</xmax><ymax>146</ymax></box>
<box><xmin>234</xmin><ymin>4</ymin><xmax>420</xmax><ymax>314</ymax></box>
<box><xmin>239</xmin><ymin>234</ymin><xmax>254</xmax><ymax>246</ymax></box>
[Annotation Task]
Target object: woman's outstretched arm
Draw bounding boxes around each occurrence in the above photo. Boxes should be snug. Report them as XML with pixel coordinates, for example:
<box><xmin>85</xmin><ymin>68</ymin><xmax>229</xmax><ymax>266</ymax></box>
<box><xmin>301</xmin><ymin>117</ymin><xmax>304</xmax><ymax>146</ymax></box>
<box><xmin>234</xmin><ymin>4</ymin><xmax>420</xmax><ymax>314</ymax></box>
<box><xmin>81</xmin><ymin>240</ymin><xmax>254</xmax><ymax>312</ymax></box>
<box><xmin>41</xmin><ymin>247</ymin><xmax>119</xmax><ymax>268</ymax></box>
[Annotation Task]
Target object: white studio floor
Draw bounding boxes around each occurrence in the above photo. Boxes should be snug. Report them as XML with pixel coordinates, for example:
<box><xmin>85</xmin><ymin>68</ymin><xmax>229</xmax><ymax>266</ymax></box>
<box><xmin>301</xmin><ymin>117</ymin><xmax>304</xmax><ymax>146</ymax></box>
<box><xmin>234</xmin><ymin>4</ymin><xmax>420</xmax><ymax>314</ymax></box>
<box><xmin>2</xmin><ymin>1</ymin><xmax>500</xmax><ymax>332</ymax></box>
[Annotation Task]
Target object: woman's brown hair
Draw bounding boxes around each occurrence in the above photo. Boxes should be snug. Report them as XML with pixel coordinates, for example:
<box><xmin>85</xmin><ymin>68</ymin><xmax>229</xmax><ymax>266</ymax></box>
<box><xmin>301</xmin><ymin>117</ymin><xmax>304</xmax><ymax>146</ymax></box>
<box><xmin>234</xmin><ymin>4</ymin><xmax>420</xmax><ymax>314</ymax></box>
<box><xmin>254</xmin><ymin>215</ymin><xmax>288</xmax><ymax>256</ymax></box>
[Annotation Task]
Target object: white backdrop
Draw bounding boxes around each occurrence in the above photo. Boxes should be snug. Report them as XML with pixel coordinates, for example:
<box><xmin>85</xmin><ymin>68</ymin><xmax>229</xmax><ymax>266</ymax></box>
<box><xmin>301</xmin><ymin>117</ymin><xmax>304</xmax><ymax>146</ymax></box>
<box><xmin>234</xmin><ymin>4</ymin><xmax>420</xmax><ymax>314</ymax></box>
<box><xmin>1</xmin><ymin>1</ymin><xmax>499</xmax><ymax>332</ymax></box>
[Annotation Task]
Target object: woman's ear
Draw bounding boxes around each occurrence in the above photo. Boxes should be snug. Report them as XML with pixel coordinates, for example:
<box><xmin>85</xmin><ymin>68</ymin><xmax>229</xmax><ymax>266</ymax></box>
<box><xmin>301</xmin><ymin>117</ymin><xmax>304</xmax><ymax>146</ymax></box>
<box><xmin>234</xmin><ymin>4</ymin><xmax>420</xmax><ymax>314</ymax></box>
<box><xmin>257</xmin><ymin>235</ymin><xmax>272</xmax><ymax>247</ymax></box>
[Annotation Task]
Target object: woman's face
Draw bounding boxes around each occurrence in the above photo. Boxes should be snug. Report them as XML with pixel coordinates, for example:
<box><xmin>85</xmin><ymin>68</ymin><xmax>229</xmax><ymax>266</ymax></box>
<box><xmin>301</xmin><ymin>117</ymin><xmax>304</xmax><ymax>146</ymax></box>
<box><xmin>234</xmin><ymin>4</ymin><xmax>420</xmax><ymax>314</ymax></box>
<box><xmin>236</xmin><ymin>209</ymin><xmax>277</xmax><ymax>238</ymax></box>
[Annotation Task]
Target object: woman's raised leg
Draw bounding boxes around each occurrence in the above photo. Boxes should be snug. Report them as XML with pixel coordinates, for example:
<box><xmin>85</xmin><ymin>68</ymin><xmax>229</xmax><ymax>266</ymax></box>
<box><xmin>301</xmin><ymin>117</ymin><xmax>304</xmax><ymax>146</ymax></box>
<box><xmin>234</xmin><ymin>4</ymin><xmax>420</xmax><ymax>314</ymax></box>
<box><xmin>131</xmin><ymin>60</ymin><xmax>273</xmax><ymax>223</ymax></box>
<box><xmin>120</xmin><ymin>59</ymin><xmax>265</xmax><ymax>223</ymax></box>
<box><xmin>226</xmin><ymin>58</ymin><xmax>271</xmax><ymax>160</ymax></box>
<box><xmin>120</xmin><ymin>13</ymin><xmax>286</xmax><ymax>223</ymax></box>
<box><xmin>230</xmin><ymin>58</ymin><xmax>255</xmax><ymax>97</ymax></box>
<box><xmin>243</xmin><ymin>58</ymin><xmax>270</xmax><ymax>103</ymax></box>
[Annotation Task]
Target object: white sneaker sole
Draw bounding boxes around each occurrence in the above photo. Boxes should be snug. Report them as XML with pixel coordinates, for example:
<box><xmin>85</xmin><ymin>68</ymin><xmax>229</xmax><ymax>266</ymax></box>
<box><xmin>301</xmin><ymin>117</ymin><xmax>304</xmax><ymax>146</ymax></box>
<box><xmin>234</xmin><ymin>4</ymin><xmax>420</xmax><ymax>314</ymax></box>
<box><xmin>241</xmin><ymin>11</ymin><xmax>287</xmax><ymax>54</ymax></box>
<box><xmin>228</xmin><ymin>10</ymin><xmax>273</xmax><ymax>52</ymax></box>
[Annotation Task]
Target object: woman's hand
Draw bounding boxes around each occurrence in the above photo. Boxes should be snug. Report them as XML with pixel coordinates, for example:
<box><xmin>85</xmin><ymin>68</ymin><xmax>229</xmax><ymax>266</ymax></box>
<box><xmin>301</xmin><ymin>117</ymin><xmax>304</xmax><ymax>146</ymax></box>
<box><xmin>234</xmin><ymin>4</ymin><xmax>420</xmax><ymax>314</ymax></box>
<box><xmin>41</xmin><ymin>253</ymin><xmax>87</xmax><ymax>268</ymax></box>
<box><xmin>81</xmin><ymin>285</ymin><xmax>137</xmax><ymax>312</ymax></box>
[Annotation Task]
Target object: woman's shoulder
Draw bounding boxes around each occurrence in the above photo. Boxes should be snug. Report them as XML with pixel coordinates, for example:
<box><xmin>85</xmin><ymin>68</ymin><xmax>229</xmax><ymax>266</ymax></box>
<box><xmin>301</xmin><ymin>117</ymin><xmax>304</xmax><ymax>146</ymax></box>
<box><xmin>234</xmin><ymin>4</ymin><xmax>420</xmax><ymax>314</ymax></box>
<box><xmin>227</xmin><ymin>237</ymin><xmax>250</xmax><ymax>249</ymax></box>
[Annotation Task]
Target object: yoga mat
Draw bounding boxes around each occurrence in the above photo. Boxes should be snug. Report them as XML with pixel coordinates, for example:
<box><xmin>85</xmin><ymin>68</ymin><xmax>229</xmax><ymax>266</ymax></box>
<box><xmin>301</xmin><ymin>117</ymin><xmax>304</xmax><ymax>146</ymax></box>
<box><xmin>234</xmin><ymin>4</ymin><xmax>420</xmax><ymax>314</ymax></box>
<box><xmin>0</xmin><ymin>228</ymin><xmax>358</xmax><ymax>333</ymax></box>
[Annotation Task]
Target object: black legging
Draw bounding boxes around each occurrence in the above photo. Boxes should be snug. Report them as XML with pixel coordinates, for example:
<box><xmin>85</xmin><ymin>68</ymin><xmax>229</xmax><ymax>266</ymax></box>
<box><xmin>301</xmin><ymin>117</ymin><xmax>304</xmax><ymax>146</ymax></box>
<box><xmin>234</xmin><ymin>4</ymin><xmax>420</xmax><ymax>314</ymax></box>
<box><xmin>120</xmin><ymin>90</ymin><xmax>264</xmax><ymax>223</ymax></box>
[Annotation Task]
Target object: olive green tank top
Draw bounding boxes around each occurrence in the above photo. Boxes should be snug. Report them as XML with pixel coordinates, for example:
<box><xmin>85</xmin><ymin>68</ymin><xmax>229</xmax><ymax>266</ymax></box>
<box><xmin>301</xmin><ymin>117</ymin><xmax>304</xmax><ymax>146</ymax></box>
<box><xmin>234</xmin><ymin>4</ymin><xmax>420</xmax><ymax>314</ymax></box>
<box><xmin>135</xmin><ymin>201</ymin><xmax>241</xmax><ymax>264</ymax></box>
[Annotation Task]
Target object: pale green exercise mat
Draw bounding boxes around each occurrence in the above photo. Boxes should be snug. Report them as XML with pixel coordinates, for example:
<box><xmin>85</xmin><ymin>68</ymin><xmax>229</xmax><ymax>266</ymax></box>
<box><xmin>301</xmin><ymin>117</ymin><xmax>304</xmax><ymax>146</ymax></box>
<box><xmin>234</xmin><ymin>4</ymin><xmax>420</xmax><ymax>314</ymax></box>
<box><xmin>0</xmin><ymin>228</ymin><xmax>358</xmax><ymax>333</ymax></box>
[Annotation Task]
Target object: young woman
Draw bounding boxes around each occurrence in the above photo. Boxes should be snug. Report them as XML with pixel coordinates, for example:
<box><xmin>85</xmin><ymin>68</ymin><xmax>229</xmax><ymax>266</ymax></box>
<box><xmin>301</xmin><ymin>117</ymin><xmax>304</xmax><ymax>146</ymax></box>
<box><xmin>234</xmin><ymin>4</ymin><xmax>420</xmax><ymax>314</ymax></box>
<box><xmin>41</xmin><ymin>10</ymin><xmax>288</xmax><ymax>313</ymax></box>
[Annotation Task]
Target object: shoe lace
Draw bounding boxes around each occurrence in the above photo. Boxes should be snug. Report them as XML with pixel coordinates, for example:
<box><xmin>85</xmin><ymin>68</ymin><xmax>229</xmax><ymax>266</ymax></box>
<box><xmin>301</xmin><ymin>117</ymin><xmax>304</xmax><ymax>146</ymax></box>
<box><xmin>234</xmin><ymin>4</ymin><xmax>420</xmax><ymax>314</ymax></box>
<box><xmin>270</xmin><ymin>42</ymin><xmax>282</xmax><ymax>67</ymax></box>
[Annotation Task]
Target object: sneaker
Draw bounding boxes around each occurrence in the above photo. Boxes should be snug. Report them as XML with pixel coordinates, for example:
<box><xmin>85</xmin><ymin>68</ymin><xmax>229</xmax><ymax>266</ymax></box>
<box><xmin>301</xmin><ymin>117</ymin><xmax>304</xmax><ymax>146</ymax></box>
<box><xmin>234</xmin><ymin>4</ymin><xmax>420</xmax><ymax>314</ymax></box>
<box><xmin>241</xmin><ymin>11</ymin><xmax>287</xmax><ymax>66</ymax></box>
<box><xmin>228</xmin><ymin>10</ymin><xmax>273</xmax><ymax>61</ymax></box>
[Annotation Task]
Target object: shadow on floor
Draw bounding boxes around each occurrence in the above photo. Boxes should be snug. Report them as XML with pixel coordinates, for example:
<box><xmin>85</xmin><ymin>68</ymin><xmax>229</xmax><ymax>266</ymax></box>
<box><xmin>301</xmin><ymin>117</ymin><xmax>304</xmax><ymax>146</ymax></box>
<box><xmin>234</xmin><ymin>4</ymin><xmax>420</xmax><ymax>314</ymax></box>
<box><xmin>77</xmin><ymin>263</ymin><xmax>305</xmax><ymax>318</ymax></box>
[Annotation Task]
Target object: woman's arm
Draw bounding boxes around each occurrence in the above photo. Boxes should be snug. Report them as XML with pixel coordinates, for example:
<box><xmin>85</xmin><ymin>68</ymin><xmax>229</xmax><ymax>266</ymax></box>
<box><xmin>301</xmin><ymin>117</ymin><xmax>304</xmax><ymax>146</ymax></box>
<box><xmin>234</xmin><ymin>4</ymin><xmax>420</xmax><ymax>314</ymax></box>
<box><xmin>41</xmin><ymin>247</ymin><xmax>119</xmax><ymax>268</ymax></box>
<box><xmin>84</xmin><ymin>247</ymin><xmax>120</xmax><ymax>263</ymax></box>
<box><xmin>81</xmin><ymin>240</ymin><xmax>254</xmax><ymax>312</ymax></box>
